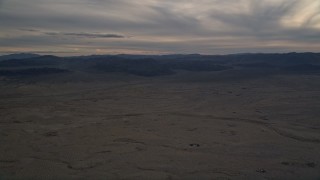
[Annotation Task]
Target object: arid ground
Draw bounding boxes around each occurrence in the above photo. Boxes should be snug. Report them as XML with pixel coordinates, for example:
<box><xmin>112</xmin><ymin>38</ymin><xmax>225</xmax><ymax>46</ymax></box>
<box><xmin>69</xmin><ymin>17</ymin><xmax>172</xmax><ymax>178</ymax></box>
<box><xmin>1</xmin><ymin>70</ymin><xmax>319</xmax><ymax>179</ymax></box>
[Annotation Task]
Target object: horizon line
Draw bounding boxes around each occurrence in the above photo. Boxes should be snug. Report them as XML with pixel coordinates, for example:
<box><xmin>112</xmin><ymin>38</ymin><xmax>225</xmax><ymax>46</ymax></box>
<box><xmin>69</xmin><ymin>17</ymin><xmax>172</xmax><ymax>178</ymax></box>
<box><xmin>1</xmin><ymin>51</ymin><xmax>320</xmax><ymax>57</ymax></box>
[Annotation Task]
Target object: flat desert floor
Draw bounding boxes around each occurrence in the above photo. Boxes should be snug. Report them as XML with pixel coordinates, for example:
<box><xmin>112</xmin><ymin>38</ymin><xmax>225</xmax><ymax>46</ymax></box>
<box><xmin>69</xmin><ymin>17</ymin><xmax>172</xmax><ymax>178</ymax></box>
<box><xmin>0</xmin><ymin>72</ymin><xmax>320</xmax><ymax>179</ymax></box>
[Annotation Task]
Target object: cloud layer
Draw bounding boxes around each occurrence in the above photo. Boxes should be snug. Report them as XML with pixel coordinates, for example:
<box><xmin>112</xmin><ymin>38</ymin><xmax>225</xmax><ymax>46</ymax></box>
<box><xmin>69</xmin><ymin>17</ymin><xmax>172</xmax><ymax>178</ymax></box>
<box><xmin>0</xmin><ymin>0</ymin><xmax>319</xmax><ymax>55</ymax></box>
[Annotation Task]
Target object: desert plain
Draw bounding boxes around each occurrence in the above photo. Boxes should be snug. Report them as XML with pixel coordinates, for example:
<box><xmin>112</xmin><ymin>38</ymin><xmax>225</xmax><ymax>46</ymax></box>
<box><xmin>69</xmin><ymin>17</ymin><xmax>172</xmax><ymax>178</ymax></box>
<box><xmin>1</xmin><ymin>0</ymin><xmax>320</xmax><ymax>178</ymax></box>
<box><xmin>0</xmin><ymin>68</ymin><xmax>320</xmax><ymax>179</ymax></box>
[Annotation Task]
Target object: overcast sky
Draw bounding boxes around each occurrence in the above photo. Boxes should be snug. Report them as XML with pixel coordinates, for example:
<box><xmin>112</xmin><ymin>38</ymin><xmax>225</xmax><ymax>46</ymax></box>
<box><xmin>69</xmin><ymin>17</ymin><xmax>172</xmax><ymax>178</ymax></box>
<box><xmin>0</xmin><ymin>0</ymin><xmax>319</xmax><ymax>55</ymax></box>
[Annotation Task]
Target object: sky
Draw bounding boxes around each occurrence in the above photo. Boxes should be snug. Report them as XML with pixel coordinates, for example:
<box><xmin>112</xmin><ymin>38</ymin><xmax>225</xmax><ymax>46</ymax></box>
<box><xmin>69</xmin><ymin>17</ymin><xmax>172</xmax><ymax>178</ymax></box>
<box><xmin>0</xmin><ymin>0</ymin><xmax>319</xmax><ymax>56</ymax></box>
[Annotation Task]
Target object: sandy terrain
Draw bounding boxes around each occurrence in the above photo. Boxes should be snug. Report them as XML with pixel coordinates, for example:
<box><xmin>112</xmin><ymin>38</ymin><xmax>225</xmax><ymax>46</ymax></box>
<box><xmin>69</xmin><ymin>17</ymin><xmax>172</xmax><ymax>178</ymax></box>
<box><xmin>0</xmin><ymin>72</ymin><xmax>320</xmax><ymax>179</ymax></box>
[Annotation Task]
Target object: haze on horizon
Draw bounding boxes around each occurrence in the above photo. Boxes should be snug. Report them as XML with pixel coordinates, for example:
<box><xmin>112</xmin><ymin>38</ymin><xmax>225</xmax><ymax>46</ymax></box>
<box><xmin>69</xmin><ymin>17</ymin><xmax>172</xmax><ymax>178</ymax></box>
<box><xmin>0</xmin><ymin>0</ymin><xmax>319</xmax><ymax>56</ymax></box>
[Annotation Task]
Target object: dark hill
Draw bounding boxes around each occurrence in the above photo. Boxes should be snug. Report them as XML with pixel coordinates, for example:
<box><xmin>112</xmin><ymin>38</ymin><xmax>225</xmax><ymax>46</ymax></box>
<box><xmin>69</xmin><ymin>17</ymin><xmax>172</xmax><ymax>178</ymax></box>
<box><xmin>0</xmin><ymin>67</ymin><xmax>70</xmax><ymax>76</ymax></box>
<box><xmin>0</xmin><ymin>52</ymin><xmax>319</xmax><ymax>78</ymax></box>
<box><xmin>0</xmin><ymin>55</ymin><xmax>62</xmax><ymax>67</ymax></box>
<box><xmin>0</xmin><ymin>53</ymin><xmax>40</xmax><ymax>61</ymax></box>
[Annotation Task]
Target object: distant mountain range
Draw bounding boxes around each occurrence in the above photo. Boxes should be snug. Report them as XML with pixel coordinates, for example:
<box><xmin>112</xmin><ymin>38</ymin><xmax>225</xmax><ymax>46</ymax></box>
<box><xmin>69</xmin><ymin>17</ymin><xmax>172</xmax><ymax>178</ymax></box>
<box><xmin>0</xmin><ymin>52</ymin><xmax>319</xmax><ymax>78</ymax></box>
<box><xmin>0</xmin><ymin>53</ymin><xmax>40</xmax><ymax>61</ymax></box>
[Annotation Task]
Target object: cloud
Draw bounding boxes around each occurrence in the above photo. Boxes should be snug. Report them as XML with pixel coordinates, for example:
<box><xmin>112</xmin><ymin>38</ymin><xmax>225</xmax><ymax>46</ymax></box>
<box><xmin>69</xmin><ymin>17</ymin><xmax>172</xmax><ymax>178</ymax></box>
<box><xmin>45</xmin><ymin>32</ymin><xmax>125</xmax><ymax>38</ymax></box>
<box><xmin>0</xmin><ymin>0</ymin><xmax>319</xmax><ymax>55</ymax></box>
<box><xmin>19</xmin><ymin>28</ymin><xmax>41</xmax><ymax>32</ymax></box>
<box><xmin>206</xmin><ymin>0</ymin><xmax>319</xmax><ymax>41</ymax></box>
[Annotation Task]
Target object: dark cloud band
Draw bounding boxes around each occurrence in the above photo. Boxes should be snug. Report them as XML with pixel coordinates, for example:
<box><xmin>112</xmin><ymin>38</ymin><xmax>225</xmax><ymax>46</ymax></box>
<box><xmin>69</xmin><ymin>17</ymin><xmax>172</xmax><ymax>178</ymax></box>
<box><xmin>46</xmin><ymin>32</ymin><xmax>125</xmax><ymax>38</ymax></box>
